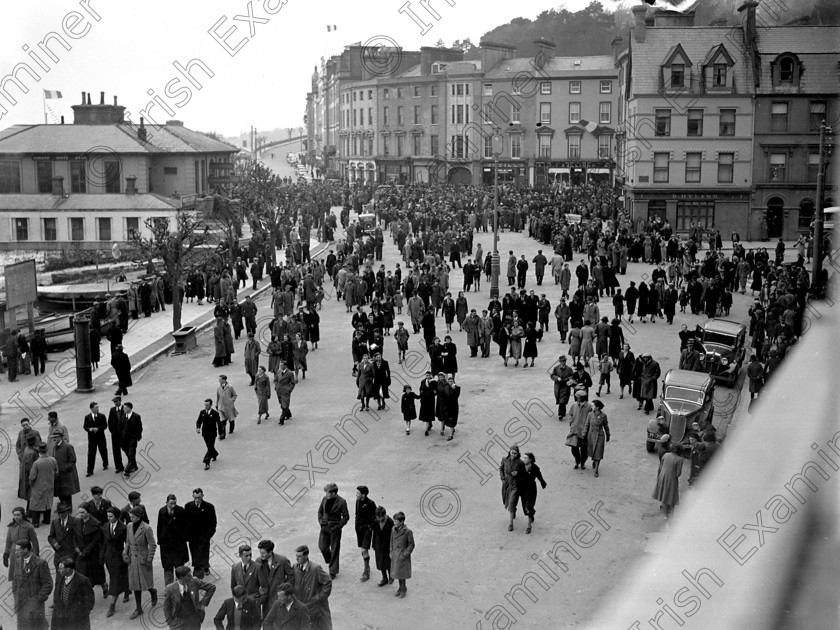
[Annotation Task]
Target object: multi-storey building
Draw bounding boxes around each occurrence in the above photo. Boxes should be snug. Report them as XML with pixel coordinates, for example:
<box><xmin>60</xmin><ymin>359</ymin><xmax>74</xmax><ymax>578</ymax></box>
<box><xmin>0</xmin><ymin>92</ymin><xmax>238</xmax><ymax>251</ymax></box>
<box><xmin>481</xmin><ymin>40</ymin><xmax>618</xmax><ymax>187</ymax></box>
<box><xmin>746</xmin><ymin>10</ymin><xmax>838</xmax><ymax>239</ymax></box>
<box><xmin>616</xmin><ymin>6</ymin><xmax>755</xmax><ymax>235</ymax></box>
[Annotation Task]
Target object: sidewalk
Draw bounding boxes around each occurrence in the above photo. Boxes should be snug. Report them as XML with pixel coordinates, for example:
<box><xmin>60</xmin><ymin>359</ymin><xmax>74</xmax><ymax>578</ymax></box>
<box><xmin>0</xmin><ymin>239</ymin><xmax>331</xmax><ymax>421</ymax></box>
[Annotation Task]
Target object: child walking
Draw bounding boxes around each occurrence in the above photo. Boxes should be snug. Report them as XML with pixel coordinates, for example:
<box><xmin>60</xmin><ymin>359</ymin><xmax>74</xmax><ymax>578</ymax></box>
<box><xmin>401</xmin><ymin>384</ymin><xmax>420</xmax><ymax>435</ymax></box>
<box><xmin>596</xmin><ymin>354</ymin><xmax>613</xmax><ymax>396</ymax></box>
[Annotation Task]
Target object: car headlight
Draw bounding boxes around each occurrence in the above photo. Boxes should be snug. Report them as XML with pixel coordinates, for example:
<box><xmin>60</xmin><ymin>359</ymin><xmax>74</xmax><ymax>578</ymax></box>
<box><xmin>720</xmin><ymin>357</ymin><xmax>729</xmax><ymax>366</ymax></box>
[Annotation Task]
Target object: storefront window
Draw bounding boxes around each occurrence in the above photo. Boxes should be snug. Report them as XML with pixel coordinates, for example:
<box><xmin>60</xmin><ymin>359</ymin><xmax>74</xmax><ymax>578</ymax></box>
<box><xmin>676</xmin><ymin>201</ymin><xmax>714</xmax><ymax>231</ymax></box>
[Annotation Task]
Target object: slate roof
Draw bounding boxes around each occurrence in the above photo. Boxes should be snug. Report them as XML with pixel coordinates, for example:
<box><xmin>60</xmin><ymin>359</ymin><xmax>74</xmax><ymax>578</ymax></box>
<box><xmin>629</xmin><ymin>27</ymin><xmax>752</xmax><ymax>95</ymax></box>
<box><xmin>485</xmin><ymin>55</ymin><xmax>615</xmax><ymax>79</ymax></box>
<box><xmin>755</xmin><ymin>26</ymin><xmax>840</xmax><ymax>94</ymax></box>
<box><xmin>0</xmin><ymin>123</ymin><xmax>239</xmax><ymax>155</ymax></box>
<box><xmin>0</xmin><ymin>193</ymin><xmax>179</xmax><ymax>211</ymax></box>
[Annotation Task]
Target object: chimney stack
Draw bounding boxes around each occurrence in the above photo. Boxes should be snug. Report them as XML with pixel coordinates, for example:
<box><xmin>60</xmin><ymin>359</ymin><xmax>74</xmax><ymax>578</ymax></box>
<box><xmin>611</xmin><ymin>36</ymin><xmax>624</xmax><ymax>62</ymax></box>
<box><xmin>632</xmin><ymin>4</ymin><xmax>647</xmax><ymax>43</ymax></box>
<box><xmin>81</xmin><ymin>91</ymin><xmax>86</xmax><ymax>105</ymax></box>
<box><xmin>51</xmin><ymin>176</ymin><xmax>64</xmax><ymax>196</ymax></box>
<box><xmin>87</xmin><ymin>93</ymin><xmax>91</xmax><ymax>105</ymax></box>
<box><xmin>125</xmin><ymin>176</ymin><xmax>137</xmax><ymax>195</ymax></box>
<box><xmin>60</xmin><ymin>116</ymin><xmax>64</xmax><ymax>124</ymax></box>
<box><xmin>113</xmin><ymin>95</ymin><xmax>118</xmax><ymax>106</ymax></box>
<box><xmin>138</xmin><ymin>117</ymin><xmax>147</xmax><ymax>141</ymax></box>
<box><xmin>100</xmin><ymin>91</ymin><xmax>105</xmax><ymax>105</ymax></box>
<box><xmin>533</xmin><ymin>39</ymin><xmax>556</xmax><ymax>67</ymax></box>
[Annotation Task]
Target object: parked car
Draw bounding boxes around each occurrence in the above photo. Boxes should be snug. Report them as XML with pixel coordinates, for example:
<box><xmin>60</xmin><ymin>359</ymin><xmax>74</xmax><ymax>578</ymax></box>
<box><xmin>358</xmin><ymin>213</ymin><xmax>376</xmax><ymax>234</ymax></box>
<box><xmin>695</xmin><ymin>319</ymin><xmax>747</xmax><ymax>386</ymax></box>
<box><xmin>646</xmin><ymin>369</ymin><xmax>715</xmax><ymax>452</ymax></box>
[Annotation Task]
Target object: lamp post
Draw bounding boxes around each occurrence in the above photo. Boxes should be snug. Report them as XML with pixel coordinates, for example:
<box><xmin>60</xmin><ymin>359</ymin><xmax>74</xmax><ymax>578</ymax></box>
<box><xmin>490</xmin><ymin>128</ymin><xmax>504</xmax><ymax>299</ymax></box>
<box><xmin>811</xmin><ymin>120</ymin><xmax>833</xmax><ymax>298</ymax></box>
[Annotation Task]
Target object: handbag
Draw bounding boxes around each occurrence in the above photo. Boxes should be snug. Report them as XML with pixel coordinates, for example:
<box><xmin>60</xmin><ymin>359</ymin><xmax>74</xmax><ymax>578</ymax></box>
<box><xmin>565</xmin><ymin>432</ymin><xmax>578</xmax><ymax>447</ymax></box>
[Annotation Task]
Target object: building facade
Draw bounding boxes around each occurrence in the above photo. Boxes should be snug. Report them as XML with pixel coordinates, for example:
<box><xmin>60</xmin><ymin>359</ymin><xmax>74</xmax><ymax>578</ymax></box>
<box><xmin>749</xmin><ymin>20</ymin><xmax>838</xmax><ymax>240</ymax></box>
<box><xmin>616</xmin><ymin>6</ymin><xmax>755</xmax><ymax>236</ymax></box>
<box><xmin>0</xmin><ymin>92</ymin><xmax>238</xmax><ymax>251</ymax></box>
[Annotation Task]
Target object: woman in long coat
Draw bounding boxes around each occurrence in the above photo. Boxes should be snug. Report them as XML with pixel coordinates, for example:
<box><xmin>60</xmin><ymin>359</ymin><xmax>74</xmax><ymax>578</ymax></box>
<box><xmin>508</xmin><ymin>320</ymin><xmax>524</xmax><ymax>366</ymax></box>
<box><xmin>371</xmin><ymin>507</ymin><xmax>393</xmax><ymax>585</ymax></box>
<box><xmin>523</xmin><ymin>322</ymin><xmax>538</xmax><ymax>367</ymax></box>
<box><xmin>74</xmin><ymin>504</ymin><xmax>106</xmax><ymax>591</ymax></box>
<box><xmin>608</xmin><ymin>318</ymin><xmax>624</xmax><ymax>361</ymax></box>
<box><xmin>580</xmin><ymin>321</ymin><xmax>596</xmax><ymax>364</ymax></box>
<box><xmin>584</xmin><ymin>400</ymin><xmax>610</xmax><ymax>477</ymax></box>
<box><xmin>518</xmin><ymin>452</ymin><xmax>547</xmax><ymax>534</ymax></box>
<box><xmin>254</xmin><ymin>366</ymin><xmax>271</xmax><ymax>423</ymax></box>
<box><xmin>101</xmin><ymin>507</ymin><xmax>129</xmax><ymax>615</ymax></box>
<box><xmin>443</xmin><ymin>376</ymin><xmax>460</xmax><ymax>440</ymax></box>
<box><xmin>303</xmin><ymin>308</ymin><xmax>320</xmax><ymax>348</ymax></box>
<box><xmin>455</xmin><ymin>292</ymin><xmax>469</xmax><ymax>330</ymax></box>
<box><xmin>280</xmin><ymin>333</ymin><xmax>295</xmax><ymax>370</ymax></box>
<box><xmin>292</xmin><ymin>333</ymin><xmax>308</xmax><ymax>379</ymax></box>
<box><xmin>223</xmin><ymin>319</ymin><xmax>235</xmax><ymax>364</ymax></box>
<box><xmin>496</xmin><ymin>323</ymin><xmax>510</xmax><ymax>366</ymax></box>
<box><xmin>356</xmin><ymin>355</ymin><xmax>377</xmax><ymax>411</ymax></box>
<box><xmin>421</xmin><ymin>308</ymin><xmax>436</xmax><ymax>350</ymax></box>
<box><xmin>653</xmin><ymin>443</ymin><xmax>683</xmax><ymax>519</ymax></box>
<box><xmin>266</xmin><ymin>336</ymin><xmax>283</xmax><ymax>374</ymax></box>
<box><xmin>637</xmin><ymin>282</ymin><xmax>650</xmax><ymax>321</ymax></box>
<box><xmin>389</xmin><ymin>512</ymin><xmax>415</xmax><ymax>598</ymax></box>
<box><xmin>123</xmin><ymin>507</ymin><xmax>157</xmax><ymax>616</ymax></box>
<box><xmin>617</xmin><ymin>344</ymin><xmax>635</xmax><ymax>399</ymax></box>
<box><xmin>418</xmin><ymin>375</ymin><xmax>437</xmax><ymax>435</ymax></box>
<box><xmin>568</xmin><ymin>322</ymin><xmax>582</xmax><ymax>364</ymax></box>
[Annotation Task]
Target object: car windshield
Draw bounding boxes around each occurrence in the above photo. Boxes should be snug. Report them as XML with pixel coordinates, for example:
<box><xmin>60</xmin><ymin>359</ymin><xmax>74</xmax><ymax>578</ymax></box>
<box><xmin>701</xmin><ymin>331</ymin><xmax>736</xmax><ymax>347</ymax></box>
<box><xmin>665</xmin><ymin>386</ymin><xmax>704</xmax><ymax>404</ymax></box>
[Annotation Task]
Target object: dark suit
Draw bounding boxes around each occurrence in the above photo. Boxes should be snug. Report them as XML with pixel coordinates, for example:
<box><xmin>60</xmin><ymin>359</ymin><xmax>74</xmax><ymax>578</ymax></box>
<box><xmin>122</xmin><ymin>412</ymin><xmax>142</xmax><ymax>474</ymax></box>
<box><xmin>196</xmin><ymin>409</ymin><xmax>220</xmax><ymax>465</ymax></box>
<box><xmin>262</xmin><ymin>596</ymin><xmax>311</xmax><ymax>630</ymax></box>
<box><xmin>162</xmin><ymin>577</ymin><xmax>216</xmax><ymax>630</ymax></box>
<box><xmin>230</xmin><ymin>561</ymin><xmax>260</xmax><ymax>600</ymax></box>
<box><xmin>83</xmin><ymin>412</ymin><xmax>109</xmax><ymax>474</ymax></box>
<box><xmin>157</xmin><ymin>505</ymin><xmax>189</xmax><ymax>586</ymax></box>
<box><xmin>213</xmin><ymin>595</ymin><xmax>261</xmax><ymax>630</ymax></box>
<box><xmin>256</xmin><ymin>553</ymin><xmax>294</xmax><ymax>617</ymax></box>
<box><xmin>48</xmin><ymin>515</ymin><xmax>78</xmax><ymax>568</ymax></box>
<box><xmin>184</xmin><ymin>500</ymin><xmax>217</xmax><ymax>577</ymax></box>
<box><xmin>51</xmin><ymin>571</ymin><xmax>95</xmax><ymax>630</ymax></box>
<box><xmin>107</xmin><ymin>405</ymin><xmax>126</xmax><ymax>472</ymax></box>
<box><xmin>317</xmin><ymin>495</ymin><xmax>350</xmax><ymax>577</ymax></box>
<box><xmin>373</xmin><ymin>359</ymin><xmax>391</xmax><ymax>404</ymax></box>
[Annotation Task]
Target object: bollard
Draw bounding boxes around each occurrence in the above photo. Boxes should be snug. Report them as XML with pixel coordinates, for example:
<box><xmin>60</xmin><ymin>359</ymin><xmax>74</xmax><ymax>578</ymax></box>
<box><xmin>74</xmin><ymin>315</ymin><xmax>94</xmax><ymax>392</ymax></box>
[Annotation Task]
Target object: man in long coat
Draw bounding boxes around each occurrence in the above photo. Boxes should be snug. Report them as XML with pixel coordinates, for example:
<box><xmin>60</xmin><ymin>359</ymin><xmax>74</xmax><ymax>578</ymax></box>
<box><xmin>215</xmin><ymin>375</ymin><xmax>238</xmax><ymax>438</ymax></box>
<box><xmin>48</xmin><ymin>503</ymin><xmax>77</xmax><ymax>569</ymax></box>
<box><xmin>639</xmin><ymin>353</ymin><xmax>662</xmax><ymax>414</ymax></box>
<box><xmin>107</xmin><ymin>396</ymin><xmax>126</xmax><ymax>473</ymax></box>
<box><xmin>184</xmin><ymin>488</ymin><xmax>217</xmax><ymax>580</ymax></box>
<box><xmin>244</xmin><ymin>334</ymin><xmax>261</xmax><ymax>386</ymax></box>
<box><xmin>12</xmin><ymin>538</ymin><xmax>52</xmax><ymax>629</ymax></box>
<box><xmin>110</xmin><ymin>345</ymin><xmax>132</xmax><ymax>396</ymax></box>
<box><xmin>242</xmin><ymin>295</ymin><xmax>258</xmax><ymax>336</ymax></box>
<box><xmin>212</xmin><ymin>318</ymin><xmax>228</xmax><ymax>367</ymax></box>
<box><xmin>122</xmin><ymin>403</ymin><xmax>143</xmax><ymax>476</ymax></box>
<box><xmin>274</xmin><ymin>362</ymin><xmax>297</xmax><ymax>425</ymax></box>
<box><xmin>463</xmin><ymin>309</ymin><xmax>482</xmax><ymax>357</ymax></box>
<box><xmin>157</xmin><ymin>495</ymin><xmax>189</xmax><ymax>586</ymax></box>
<box><xmin>28</xmin><ymin>443</ymin><xmax>58</xmax><ymax>526</ymax></box>
<box><xmin>293</xmin><ymin>545</ymin><xmax>333</xmax><ymax>630</ymax></box>
<box><xmin>53</xmin><ymin>434</ymin><xmax>80</xmax><ymax>508</ymax></box>
<box><xmin>549</xmin><ymin>355</ymin><xmax>575</xmax><ymax>420</ymax></box>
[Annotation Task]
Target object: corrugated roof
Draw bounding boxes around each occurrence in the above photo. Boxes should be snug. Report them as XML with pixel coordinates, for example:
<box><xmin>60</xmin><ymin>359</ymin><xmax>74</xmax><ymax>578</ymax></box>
<box><xmin>0</xmin><ymin>193</ymin><xmax>180</xmax><ymax>211</ymax></box>
<box><xmin>485</xmin><ymin>55</ymin><xmax>616</xmax><ymax>79</ymax></box>
<box><xmin>629</xmin><ymin>27</ymin><xmax>752</xmax><ymax>94</ymax></box>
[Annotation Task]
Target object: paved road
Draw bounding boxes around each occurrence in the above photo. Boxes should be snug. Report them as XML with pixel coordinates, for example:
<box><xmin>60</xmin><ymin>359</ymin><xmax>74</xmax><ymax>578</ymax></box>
<box><xmin>0</xmin><ymin>215</ymin><xmax>761</xmax><ymax>629</ymax></box>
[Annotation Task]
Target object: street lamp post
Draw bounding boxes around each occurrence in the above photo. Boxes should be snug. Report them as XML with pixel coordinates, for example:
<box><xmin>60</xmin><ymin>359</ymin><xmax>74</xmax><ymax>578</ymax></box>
<box><xmin>490</xmin><ymin>128</ymin><xmax>503</xmax><ymax>299</ymax></box>
<box><xmin>811</xmin><ymin>120</ymin><xmax>832</xmax><ymax>298</ymax></box>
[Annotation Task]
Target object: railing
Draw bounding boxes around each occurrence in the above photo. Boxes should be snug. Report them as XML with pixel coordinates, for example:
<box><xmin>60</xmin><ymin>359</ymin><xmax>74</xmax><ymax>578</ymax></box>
<box><xmin>586</xmin><ymin>271</ymin><xmax>839</xmax><ymax>628</ymax></box>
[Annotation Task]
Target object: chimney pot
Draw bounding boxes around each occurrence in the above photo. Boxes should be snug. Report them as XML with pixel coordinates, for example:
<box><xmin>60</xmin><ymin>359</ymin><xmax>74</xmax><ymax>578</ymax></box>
<box><xmin>81</xmin><ymin>91</ymin><xmax>86</xmax><ymax>104</ymax></box>
<box><xmin>114</xmin><ymin>95</ymin><xmax>118</xmax><ymax>106</ymax></box>
<box><xmin>100</xmin><ymin>91</ymin><xmax>105</xmax><ymax>105</ymax></box>
<box><xmin>87</xmin><ymin>93</ymin><xmax>91</xmax><ymax>105</ymax></box>
<box><xmin>632</xmin><ymin>4</ymin><xmax>647</xmax><ymax>43</ymax></box>
<box><xmin>60</xmin><ymin>116</ymin><xmax>64</xmax><ymax>124</ymax></box>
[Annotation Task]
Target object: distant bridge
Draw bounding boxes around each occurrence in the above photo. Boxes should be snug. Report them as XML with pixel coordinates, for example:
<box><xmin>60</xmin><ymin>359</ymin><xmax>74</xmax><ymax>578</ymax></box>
<box><xmin>259</xmin><ymin>135</ymin><xmax>305</xmax><ymax>151</ymax></box>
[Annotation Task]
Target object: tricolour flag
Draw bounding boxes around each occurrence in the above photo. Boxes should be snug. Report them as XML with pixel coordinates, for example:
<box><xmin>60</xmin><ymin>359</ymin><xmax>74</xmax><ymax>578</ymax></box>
<box><xmin>579</xmin><ymin>119</ymin><xmax>598</xmax><ymax>133</ymax></box>
<box><xmin>43</xmin><ymin>90</ymin><xmax>63</xmax><ymax>99</ymax></box>
<box><xmin>326</xmin><ymin>25</ymin><xmax>338</xmax><ymax>32</ymax></box>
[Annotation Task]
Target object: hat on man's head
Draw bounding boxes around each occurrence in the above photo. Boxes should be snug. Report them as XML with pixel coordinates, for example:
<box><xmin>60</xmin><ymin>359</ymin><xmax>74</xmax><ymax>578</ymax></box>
<box><xmin>112</xmin><ymin>395</ymin><xmax>122</xmax><ymax>402</ymax></box>
<box><xmin>37</xmin><ymin>443</ymin><xmax>47</xmax><ymax>453</ymax></box>
<box><xmin>56</xmin><ymin>502</ymin><xmax>72</xmax><ymax>514</ymax></box>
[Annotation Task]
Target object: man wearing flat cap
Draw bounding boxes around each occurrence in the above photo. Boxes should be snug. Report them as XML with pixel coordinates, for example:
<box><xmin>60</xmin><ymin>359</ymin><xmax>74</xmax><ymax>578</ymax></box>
<box><xmin>354</xmin><ymin>486</ymin><xmax>377</xmax><ymax>582</ymax></box>
<box><xmin>293</xmin><ymin>545</ymin><xmax>332</xmax><ymax>630</ymax></box>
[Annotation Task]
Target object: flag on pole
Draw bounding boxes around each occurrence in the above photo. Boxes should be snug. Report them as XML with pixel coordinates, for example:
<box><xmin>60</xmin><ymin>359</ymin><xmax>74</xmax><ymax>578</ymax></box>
<box><xmin>579</xmin><ymin>119</ymin><xmax>599</xmax><ymax>133</ymax></box>
<box><xmin>326</xmin><ymin>25</ymin><xmax>338</xmax><ymax>32</ymax></box>
<box><xmin>43</xmin><ymin>90</ymin><xmax>63</xmax><ymax>99</ymax></box>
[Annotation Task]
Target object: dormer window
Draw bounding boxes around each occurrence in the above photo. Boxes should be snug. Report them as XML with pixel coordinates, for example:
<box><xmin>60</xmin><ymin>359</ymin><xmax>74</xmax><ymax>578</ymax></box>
<box><xmin>713</xmin><ymin>64</ymin><xmax>727</xmax><ymax>87</ymax></box>
<box><xmin>671</xmin><ymin>64</ymin><xmax>685</xmax><ymax>88</ymax></box>
<box><xmin>771</xmin><ymin>53</ymin><xmax>802</xmax><ymax>87</ymax></box>
<box><xmin>780</xmin><ymin>57</ymin><xmax>795</xmax><ymax>82</ymax></box>
<box><xmin>702</xmin><ymin>44</ymin><xmax>734</xmax><ymax>91</ymax></box>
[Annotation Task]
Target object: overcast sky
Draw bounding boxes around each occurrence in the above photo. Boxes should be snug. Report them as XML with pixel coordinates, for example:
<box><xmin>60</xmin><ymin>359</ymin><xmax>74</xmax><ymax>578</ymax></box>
<box><xmin>1</xmin><ymin>0</ymin><xmax>613</xmax><ymax>138</ymax></box>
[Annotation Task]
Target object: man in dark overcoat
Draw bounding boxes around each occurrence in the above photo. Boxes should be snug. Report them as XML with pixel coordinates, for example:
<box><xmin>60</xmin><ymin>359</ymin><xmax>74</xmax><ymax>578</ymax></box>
<box><xmin>185</xmin><ymin>488</ymin><xmax>217</xmax><ymax>579</ymax></box>
<box><xmin>292</xmin><ymin>545</ymin><xmax>332</xmax><ymax>630</ymax></box>
<box><xmin>110</xmin><ymin>345</ymin><xmax>132</xmax><ymax>396</ymax></box>
<box><xmin>107</xmin><ymin>396</ymin><xmax>126</xmax><ymax>473</ymax></box>
<box><xmin>549</xmin><ymin>355</ymin><xmax>575</xmax><ymax>420</ymax></box>
<box><xmin>12</xmin><ymin>538</ymin><xmax>52</xmax><ymax>629</ymax></box>
<box><xmin>121</xmin><ymin>402</ymin><xmax>143</xmax><ymax>476</ymax></box>
<box><xmin>157</xmin><ymin>494</ymin><xmax>189</xmax><ymax>586</ymax></box>
<box><xmin>255</xmin><ymin>539</ymin><xmax>295</xmax><ymax>619</ymax></box>
<box><xmin>53</xmin><ymin>434</ymin><xmax>80</xmax><ymax>508</ymax></box>
<box><xmin>639</xmin><ymin>353</ymin><xmax>662</xmax><ymax>414</ymax></box>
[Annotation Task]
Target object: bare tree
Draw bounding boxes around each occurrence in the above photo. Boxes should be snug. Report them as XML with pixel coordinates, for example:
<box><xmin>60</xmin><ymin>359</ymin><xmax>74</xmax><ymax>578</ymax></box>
<box><xmin>131</xmin><ymin>211</ymin><xmax>209</xmax><ymax>331</ymax></box>
<box><xmin>233</xmin><ymin>160</ymin><xmax>285</xmax><ymax>267</ymax></box>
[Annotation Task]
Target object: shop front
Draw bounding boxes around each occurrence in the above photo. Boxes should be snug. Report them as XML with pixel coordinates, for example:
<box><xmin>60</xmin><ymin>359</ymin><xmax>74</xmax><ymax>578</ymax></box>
<box><xmin>377</xmin><ymin>159</ymin><xmax>410</xmax><ymax>185</ymax></box>
<box><xmin>535</xmin><ymin>159</ymin><xmax>615</xmax><ymax>189</ymax></box>
<box><xmin>482</xmin><ymin>161</ymin><xmax>527</xmax><ymax>187</ymax></box>
<box><xmin>628</xmin><ymin>190</ymin><xmax>750</xmax><ymax>237</ymax></box>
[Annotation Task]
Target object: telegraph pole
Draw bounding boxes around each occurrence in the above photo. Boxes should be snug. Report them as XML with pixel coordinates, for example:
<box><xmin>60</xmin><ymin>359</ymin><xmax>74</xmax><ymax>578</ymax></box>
<box><xmin>811</xmin><ymin>120</ymin><xmax>832</xmax><ymax>298</ymax></box>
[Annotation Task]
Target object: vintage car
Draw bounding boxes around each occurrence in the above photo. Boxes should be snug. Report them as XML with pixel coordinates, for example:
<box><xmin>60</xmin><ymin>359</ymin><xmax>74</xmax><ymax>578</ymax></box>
<box><xmin>696</xmin><ymin>319</ymin><xmax>747</xmax><ymax>386</ymax></box>
<box><xmin>358</xmin><ymin>213</ymin><xmax>377</xmax><ymax>234</ymax></box>
<box><xmin>646</xmin><ymin>369</ymin><xmax>715</xmax><ymax>452</ymax></box>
